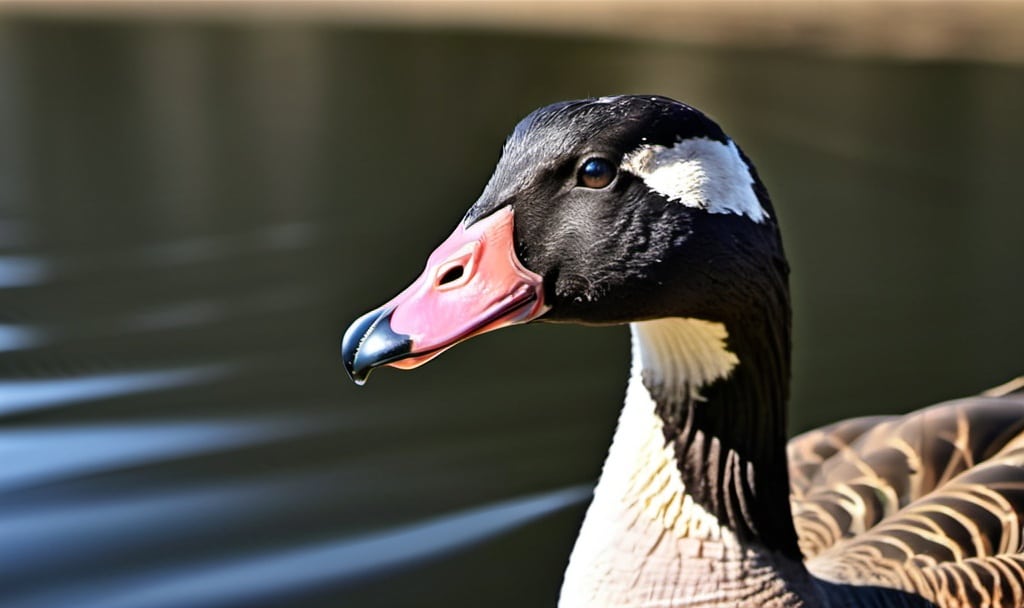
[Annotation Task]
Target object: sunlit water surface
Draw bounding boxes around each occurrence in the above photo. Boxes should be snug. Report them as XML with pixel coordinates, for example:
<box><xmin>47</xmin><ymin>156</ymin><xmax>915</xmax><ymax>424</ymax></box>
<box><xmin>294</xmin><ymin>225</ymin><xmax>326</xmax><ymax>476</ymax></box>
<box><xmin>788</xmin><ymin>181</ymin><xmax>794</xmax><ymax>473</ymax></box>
<box><xmin>1</xmin><ymin>19</ymin><xmax>1022</xmax><ymax>608</ymax></box>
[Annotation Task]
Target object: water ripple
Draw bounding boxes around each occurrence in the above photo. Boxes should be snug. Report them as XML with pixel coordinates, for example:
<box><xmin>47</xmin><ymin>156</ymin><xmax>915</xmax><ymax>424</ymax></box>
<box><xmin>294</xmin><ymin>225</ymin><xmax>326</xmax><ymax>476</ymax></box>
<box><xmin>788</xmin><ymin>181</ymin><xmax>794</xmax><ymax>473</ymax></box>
<box><xmin>7</xmin><ymin>484</ymin><xmax>590</xmax><ymax>608</ymax></box>
<box><xmin>0</xmin><ymin>255</ymin><xmax>52</xmax><ymax>288</ymax></box>
<box><xmin>0</xmin><ymin>364</ymin><xmax>234</xmax><ymax>417</ymax></box>
<box><xmin>0</xmin><ymin>420</ymin><xmax>309</xmax><ymax>491</ymax></box>
<box><xmin>0</xmin><ymin>323</ymin><xmax>47</xmax><ymax>352</ymax></box>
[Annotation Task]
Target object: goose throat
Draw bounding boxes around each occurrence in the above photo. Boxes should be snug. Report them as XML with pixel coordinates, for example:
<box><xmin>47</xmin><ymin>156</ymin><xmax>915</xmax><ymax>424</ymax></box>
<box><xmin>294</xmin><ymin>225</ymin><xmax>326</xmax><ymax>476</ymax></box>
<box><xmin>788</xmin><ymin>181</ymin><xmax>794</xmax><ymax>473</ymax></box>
<box><xmin>597</xmin><ymin>317</ymin><xmax>747</xmax><ymax>546</ymax></box>
<box><xmin>622</xmin><ymin>318</ymin><xmax>746</xmax><ymax>542</ymax></box>
<box><xmin>560</xmin><ymin>317</ymin><xmax>801</xmax><ymax>606</ymax></box>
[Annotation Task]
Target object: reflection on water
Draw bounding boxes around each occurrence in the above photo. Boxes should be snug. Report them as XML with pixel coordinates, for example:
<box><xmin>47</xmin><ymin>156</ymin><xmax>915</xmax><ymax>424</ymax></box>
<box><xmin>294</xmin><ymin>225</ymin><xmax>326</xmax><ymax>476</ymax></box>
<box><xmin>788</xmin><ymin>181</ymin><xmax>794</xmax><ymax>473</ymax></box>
<box><xmin>30</xmin><ymin>485</ymin><xmax>590</xmax><ymax>608</ymax></box>
<box><xmin>0</xmin><ymin>255</ymin><xmax>52</xmax><ymax>288</ymax></box>
<box><xmin>1</xmin><ymin>364</ymin><xmax>230</xmax><ymax>416</ymax></box>
<box><xmin>0</xmin><ymin>18</ymin><xmax>1022</xmax><ymax>608</ymax></box>
<box><xmin>0</xmin><ymin>322</ymin><xmax>46</xmax><ymax>352</ymax></box>
<box><xmin>0</xmin><ymin>418</ymin><xmax>305</xmax><ymax>490</ymax></box>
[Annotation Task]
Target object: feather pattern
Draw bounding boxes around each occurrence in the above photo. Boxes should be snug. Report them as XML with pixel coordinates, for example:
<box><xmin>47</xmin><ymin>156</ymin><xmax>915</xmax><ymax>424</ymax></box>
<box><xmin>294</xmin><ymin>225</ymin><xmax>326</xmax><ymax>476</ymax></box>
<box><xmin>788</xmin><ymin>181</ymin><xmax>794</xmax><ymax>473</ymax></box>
<box><xmin>789</xmin><ymin>383</ymin><xmax>1024</xmax><ymax>607</ymax></box>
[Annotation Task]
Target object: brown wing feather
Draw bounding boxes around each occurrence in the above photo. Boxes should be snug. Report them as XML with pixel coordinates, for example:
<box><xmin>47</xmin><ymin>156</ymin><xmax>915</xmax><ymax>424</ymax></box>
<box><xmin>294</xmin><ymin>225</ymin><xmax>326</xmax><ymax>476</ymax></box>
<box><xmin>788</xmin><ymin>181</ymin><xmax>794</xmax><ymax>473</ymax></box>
<box><xmin>788</xmin><ymin>415</ymin><xmax>898</xmax><ymax>500</ymax></box>
<box><xmin>789</xmin><ymin>384</ymin><xmax>1024</xmax><ymax>607</ymax></box>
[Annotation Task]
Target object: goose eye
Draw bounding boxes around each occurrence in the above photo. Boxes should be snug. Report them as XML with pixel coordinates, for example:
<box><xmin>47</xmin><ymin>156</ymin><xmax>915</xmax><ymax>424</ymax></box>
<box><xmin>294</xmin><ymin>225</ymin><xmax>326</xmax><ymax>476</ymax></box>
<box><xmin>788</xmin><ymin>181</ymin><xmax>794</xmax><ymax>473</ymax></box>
<box><xmin>577</xmin><ymin>158</ymin><xmax>616</xmax><ymax>189</ymax></box>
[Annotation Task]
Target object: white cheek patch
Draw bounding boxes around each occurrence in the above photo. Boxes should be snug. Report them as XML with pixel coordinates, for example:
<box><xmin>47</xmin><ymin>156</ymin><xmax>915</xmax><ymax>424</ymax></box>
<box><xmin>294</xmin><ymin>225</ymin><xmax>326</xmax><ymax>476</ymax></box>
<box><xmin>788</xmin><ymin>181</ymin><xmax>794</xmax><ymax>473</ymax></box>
<box><xmin>621</xmin><ymin>137</ymin><xmax>768</xmax><ymax>223</ymax></box>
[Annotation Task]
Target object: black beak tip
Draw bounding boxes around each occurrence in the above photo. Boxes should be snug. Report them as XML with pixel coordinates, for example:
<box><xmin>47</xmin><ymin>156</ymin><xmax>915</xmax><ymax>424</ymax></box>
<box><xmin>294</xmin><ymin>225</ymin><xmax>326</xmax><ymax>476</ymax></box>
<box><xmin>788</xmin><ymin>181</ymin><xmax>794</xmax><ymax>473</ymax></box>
<box><xmin>340</xmin><ymin>308</ymin><xmax>413</xmax><ymax>386</ymax></box>
<box><xmin>349</xmin><ymin>368</ymin><xmax>370</xmax><ymax>386</ymax></box>
<box><xmin>341</xmin><ymin>308</ymin><xmax>379</xmax><ymax>384</ymax></box>
<box><xmin>341</xmin><ymin>344</ymin><xmax>371</xmax><ymax>386</ymax></box>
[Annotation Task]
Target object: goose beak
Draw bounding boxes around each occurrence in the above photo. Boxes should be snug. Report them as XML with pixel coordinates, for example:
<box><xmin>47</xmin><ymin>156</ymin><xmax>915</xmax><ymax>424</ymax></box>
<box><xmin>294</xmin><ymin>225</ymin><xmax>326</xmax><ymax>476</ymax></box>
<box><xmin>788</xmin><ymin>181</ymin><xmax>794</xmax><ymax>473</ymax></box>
<box><xmin>341</xmin><ymin>206</ymin><xmax>548</xmax><ymax>385</ymax></box>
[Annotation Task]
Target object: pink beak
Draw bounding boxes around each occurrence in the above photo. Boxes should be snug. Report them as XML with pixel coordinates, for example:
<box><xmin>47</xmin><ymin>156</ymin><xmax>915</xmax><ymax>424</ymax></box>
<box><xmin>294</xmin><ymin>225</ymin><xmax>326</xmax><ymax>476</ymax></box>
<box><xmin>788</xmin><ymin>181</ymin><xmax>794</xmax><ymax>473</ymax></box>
<box><xmin>341</xmin><ymin>206</ymin><xmax>548</xmax><ymax>384</ymax></box>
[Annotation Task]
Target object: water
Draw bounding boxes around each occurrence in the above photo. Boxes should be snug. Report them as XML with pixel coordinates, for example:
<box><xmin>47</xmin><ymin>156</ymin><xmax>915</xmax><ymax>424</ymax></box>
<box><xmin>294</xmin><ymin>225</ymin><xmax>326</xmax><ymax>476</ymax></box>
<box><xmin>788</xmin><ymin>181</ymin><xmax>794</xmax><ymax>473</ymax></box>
<box><xmin>0</xmin><ymin>18</ymin><xmax>1022</xmax><ymax>608</ymax></box>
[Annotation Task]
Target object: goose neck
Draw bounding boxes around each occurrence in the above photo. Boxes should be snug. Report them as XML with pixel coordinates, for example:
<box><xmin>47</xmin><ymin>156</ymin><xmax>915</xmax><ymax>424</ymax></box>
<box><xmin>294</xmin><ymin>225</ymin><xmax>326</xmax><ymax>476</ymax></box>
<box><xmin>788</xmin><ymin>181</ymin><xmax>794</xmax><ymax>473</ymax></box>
<box><xmin>630</xmin><ymin>315</ymin><xmax>799</xmax><ymax>555</ymax></box>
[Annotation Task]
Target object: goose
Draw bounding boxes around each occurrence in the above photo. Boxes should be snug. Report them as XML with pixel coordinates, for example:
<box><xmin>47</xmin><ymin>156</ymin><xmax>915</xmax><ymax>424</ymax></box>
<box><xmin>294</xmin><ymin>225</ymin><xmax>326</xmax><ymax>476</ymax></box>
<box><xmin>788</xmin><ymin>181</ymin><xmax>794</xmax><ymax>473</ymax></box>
<box><xmin>340</xmin><ymin>95</ymin><xmax>1024</xmax><ymax>608</ymax></box>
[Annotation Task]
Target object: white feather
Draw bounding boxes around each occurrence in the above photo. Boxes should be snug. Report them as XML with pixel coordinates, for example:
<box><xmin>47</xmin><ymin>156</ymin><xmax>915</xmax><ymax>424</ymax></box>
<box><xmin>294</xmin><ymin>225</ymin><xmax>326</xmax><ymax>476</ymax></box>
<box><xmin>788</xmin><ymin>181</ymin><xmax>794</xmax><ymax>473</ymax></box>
<box><xmin>621</xmin><ymin>138</ymin><xmax>768</xmax><ymax>223</ymax></box>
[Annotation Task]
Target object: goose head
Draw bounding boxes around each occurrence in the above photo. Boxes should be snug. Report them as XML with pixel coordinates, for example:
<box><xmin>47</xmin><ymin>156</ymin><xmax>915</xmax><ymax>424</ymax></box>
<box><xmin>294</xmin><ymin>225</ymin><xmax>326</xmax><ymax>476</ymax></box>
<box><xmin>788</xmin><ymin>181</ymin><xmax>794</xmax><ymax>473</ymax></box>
<box><xmin>342</xmin><ymin>94</ymin><xmax>788</xmax><ymax>385</ymax></box>
<box><xmin>339</xmin><ymin>96</ymin><xmax>1013</xmax><ymax>608</ymax></box>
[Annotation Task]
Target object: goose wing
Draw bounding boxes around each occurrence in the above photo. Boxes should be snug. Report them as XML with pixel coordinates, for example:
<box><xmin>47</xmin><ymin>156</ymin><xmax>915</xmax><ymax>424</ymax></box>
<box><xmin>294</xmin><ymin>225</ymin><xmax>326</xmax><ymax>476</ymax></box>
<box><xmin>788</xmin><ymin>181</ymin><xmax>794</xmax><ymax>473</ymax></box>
<box><xmin>789</xmin><ymin>380</ymin><xmax>1024</xmax><ymax>607</ymax></box>
<box><xmin>788</xmin><ymin>414</ymin><xmax>898</xmax><ymax>503</ymax></box>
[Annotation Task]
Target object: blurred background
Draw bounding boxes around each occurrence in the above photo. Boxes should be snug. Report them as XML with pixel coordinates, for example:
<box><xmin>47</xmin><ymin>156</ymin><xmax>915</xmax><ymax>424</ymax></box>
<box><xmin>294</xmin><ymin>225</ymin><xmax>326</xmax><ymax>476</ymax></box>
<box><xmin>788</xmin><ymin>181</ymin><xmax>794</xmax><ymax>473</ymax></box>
<box><xmin>0</xmin><ymin>1</ymin><xmax>1022</xmax><ymax>607</ymax></box>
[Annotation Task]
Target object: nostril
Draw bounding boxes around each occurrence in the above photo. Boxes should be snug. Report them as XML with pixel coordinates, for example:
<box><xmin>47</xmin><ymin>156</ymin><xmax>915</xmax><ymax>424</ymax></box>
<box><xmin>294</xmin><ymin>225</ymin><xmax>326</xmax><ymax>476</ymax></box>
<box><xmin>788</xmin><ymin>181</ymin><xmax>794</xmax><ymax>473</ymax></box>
<box><xmin>438</xmin><ymin>265</ymin><xmax>465</xmax><ymax>286</ymax></box>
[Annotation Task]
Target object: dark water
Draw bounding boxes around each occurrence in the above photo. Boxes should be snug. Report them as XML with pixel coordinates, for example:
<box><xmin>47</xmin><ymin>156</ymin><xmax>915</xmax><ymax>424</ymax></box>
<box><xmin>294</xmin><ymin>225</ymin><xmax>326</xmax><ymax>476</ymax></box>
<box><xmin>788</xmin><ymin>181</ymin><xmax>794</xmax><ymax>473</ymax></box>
<box><xmin>0</xmin><ymin>18</ymin><xmax>1022</xmax><ymax>608</ymax></box>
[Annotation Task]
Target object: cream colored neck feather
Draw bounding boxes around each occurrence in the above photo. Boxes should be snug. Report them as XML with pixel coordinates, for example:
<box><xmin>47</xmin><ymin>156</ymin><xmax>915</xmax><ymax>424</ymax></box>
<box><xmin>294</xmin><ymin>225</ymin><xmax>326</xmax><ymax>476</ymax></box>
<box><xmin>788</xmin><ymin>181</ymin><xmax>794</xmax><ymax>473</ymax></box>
<box><xmin>558</xmin><ymin>318</ymin><xmax>804</xmax><ymax>607</ymax></box>
<box><xmin>631</xmin><ymin>316</ymin><xmax>739</xmax><ymax>400</ymax></box>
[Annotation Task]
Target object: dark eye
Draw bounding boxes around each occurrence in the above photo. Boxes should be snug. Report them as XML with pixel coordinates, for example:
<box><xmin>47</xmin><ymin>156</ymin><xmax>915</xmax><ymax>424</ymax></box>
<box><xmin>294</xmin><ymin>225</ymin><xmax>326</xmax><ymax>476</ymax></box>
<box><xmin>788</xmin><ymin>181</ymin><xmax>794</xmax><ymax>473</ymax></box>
<box><xmin>577</xmin><ymin>158</ymin><xmax>616</xmax><ymax>189</ymax></box>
